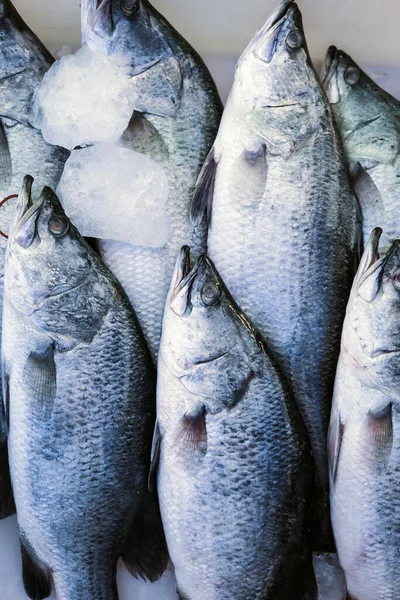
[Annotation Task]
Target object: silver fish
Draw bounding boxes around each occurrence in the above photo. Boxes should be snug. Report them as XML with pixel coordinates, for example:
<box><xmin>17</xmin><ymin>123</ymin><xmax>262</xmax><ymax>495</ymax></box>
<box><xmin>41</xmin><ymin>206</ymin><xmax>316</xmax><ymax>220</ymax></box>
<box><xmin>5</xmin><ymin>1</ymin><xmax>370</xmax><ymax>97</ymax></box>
<box><xmin>329</xmin><ymin>227</ymin><xmax>400</xmax><ymax>599</ymax></box>
<box><xmin>191</xmin><ymin>0</ymin><xmax>359</xmax><ymax>550</ymax></box>
<box><xmin>322</xmin><ymin>46</ymin><xmax>400</xmax><ymax>254</ymax></box>
<box><xmin>0</xmin><ymin>0</ymin><xmax>69</xmax><ymax>519</ymax></box>
<box><xmin>81</xmin><ymin>0</ymin><xmax>223</xmax><ymax>362</ymax></box>
<box><xmin>2</xmin><ymin>177</ymin><xmax>168</xmax><ymax>600</ymax></box>
<box><xmin>154</xmin><ymin>246</ymin><xmax>317</xmax><ymax>600</ymax></box>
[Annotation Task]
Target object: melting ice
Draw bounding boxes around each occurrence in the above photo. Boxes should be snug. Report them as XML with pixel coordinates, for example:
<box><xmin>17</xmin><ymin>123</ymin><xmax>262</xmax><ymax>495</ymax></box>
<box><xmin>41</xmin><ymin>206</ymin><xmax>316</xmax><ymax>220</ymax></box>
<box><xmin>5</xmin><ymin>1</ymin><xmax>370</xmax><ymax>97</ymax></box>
<box><xmin>32</xmin><ymin>46</ymin><xmax>136</xmax><ymax>150</ymax></box>
<box><xmin>57</xmin><ymin>144</ymin><xmax>170</xmax><ymax>248</ymax></box>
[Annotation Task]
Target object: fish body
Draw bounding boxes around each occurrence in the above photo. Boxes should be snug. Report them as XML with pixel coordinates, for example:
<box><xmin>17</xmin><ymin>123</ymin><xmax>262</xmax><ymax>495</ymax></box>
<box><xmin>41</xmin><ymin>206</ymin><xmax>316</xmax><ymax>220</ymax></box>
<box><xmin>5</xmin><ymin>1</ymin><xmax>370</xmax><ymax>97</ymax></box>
<box><xmin>82</xmin><ymin>0</ymin><xmax>223</xmax><ymax>361</ymax></box>
<box><xmin>156</xmin><ymin>247</ymin><xmax>316</xmax><ymax>600</ymax></box>
<box><xmin>323</xmin><ymin>47</ymin><xmax>400</xmax><ymax>253</ymax></box>
<box><xmin>0</xmin><ymin>0</ymin><xmax>68</xmax><ymax>518</ymax></box>
<box><xmin>191</xmin><ymin>0</ymin><xmax>358</xmax><ymax>549</ymax></box>
<box><xmin>2</xmin><ymin>178</ymin><xmax>167</xmax><ymax>600</ymax></box>
<box><xmin>329</xmin><ymin>228</ymin><xmax>400</xmax><ymax>599</ymax></box>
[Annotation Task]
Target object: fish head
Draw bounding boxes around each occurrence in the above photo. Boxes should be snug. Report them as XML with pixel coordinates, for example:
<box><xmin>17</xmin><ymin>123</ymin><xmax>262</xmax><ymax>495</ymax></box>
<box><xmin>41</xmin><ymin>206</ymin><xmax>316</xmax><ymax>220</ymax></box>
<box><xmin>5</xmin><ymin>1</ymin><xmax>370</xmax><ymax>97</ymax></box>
<box><xmin>235</xmin><ymin>0</ymin><xmax>323</xmax><ymax>155</ymax></box>
<box><xmin>346</xmin><ymin>228</ymin><xmax>400</xmax><ymax>374</ymax></box>
<box><xmin>6</xmin><ymin>177</ymin><xmax>110</xmax><ymax>341</ymax></box>
<box><xmin>82</xmin><ymin>0</ymin><xmax>182</xmax><ymax>118</ymax></box>
<box><xmin>0</xmin><ymin>0</ymin><xmax>53</xmax><ymax>121</ymax></box>
<box><xmin>322</xmin><ymin>47</ymin><xmax>398</xmax><ymax>163</ymax></box>
<box><xmin>162</xmin><ymin>247</ymin><xmax>259</xmax><ymax>376</ymax></box>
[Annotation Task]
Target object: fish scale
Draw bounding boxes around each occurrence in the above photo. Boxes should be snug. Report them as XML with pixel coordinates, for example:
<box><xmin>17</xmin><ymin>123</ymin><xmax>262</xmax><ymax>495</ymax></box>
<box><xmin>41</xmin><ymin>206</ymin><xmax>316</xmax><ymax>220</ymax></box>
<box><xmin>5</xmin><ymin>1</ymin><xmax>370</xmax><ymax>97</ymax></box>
<box><xmin>193</xmin><ymin>0</ymin><xmax>359</xmax><ymax>550</ymax></box>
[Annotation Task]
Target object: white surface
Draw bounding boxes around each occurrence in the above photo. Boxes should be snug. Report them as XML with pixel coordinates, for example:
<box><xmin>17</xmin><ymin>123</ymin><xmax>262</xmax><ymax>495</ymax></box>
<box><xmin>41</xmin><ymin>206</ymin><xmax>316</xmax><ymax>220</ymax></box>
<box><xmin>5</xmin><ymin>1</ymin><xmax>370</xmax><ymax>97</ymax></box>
<box><xmin>58</xmin><ymin>144</ymin><xmax>170</xmax><ymax>247</ymax></box>
<box><xmin>12</xmin><ymin>0</ymin><xmax>400</xmax><ymax>67</ymax></box>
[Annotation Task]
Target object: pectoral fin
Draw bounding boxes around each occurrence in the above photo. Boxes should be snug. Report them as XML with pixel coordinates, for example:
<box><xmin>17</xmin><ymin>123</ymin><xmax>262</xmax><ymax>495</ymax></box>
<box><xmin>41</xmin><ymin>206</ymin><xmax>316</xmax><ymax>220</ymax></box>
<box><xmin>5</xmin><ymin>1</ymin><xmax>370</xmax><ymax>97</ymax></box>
<box><xmin>350</xmin><ymin>163</ymin><xmax>383</xmax><ymax>231</ymax></box>
<box><xmin>23</xmin><ymin>345</ymin><xmax>56</xmax><ymax>419</ymax></box>
<box><xmin>21</xmin><ymin>534</ymin><xmax>52</xmax><ymax>600</ymax></box>
<box><xmin>120</xmin><ymin>111</ymin><xmax>169</xmax><ymax>161</ymax></box>
<box><xmin>175</xmin><ymin>405</ymin><xmax>207</xmax><ymax>455</ymax></box>
<box><xmin>191</xmin><ymin>147</ymin><xmax>218</xmax><ymax>226</ymax></box>
<box><xmin>366</xmin><ymin>403</ymin><xmax>393</xmax><ymax>466</ymax></box>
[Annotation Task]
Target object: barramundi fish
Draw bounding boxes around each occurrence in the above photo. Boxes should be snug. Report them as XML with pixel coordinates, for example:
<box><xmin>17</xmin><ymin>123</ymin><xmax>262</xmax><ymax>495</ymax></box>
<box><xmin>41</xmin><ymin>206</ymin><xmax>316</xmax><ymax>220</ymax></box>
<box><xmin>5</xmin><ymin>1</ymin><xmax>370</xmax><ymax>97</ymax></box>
<box><xmin>154</xmin><ymin>246</ymin><xmax>317</xmax><ymax>600</ymax></box>
<box><xmin>191</xmin><ymin>0</ymin><xmax>359</xmax><ymax>549</ymax></box>
<box><xmin>2</xmin><ymin>177</ymin><xmax>168</xmax><ymax>600</ymax></box>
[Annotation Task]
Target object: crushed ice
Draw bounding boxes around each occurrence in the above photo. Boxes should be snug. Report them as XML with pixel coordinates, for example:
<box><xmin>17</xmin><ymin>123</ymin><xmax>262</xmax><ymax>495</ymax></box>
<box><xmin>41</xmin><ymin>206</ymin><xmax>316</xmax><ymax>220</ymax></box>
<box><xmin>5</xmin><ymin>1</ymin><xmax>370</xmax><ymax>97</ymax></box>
<box><xmin>57</xmin><ymin>144</ymin><xmax>170</xmax><ymax>248</ymax></box>
<box><xmin>32</xmin><ymin>46</ymin><xmax>136</xmax><ymax>150</ymax></box>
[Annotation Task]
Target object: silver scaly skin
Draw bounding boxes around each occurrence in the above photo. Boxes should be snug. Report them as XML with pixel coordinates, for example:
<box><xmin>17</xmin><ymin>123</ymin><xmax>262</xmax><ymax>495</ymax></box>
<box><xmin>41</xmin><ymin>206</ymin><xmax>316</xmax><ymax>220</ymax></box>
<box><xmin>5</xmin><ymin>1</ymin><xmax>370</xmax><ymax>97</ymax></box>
<box><xmin>2</xmin><ymin>177</ymin><xmax>168</xmax><ymax>600</ymax></box>
<box><xmin>155</xmin><ymin>246</ymin><xmax>317</xmax><ymax>600</ymax></box>
<box><xmin>0</xmin><ymin>0</ymin><xmax>68</xmax><ymax>519</ymax></box>
<box><xmin>191</xmin><ymin>0</ymin><xmax>359</xmax><ymax>550</ymax></box>
<box><xmin>82</xmin><ymin>0</ymin><xmax>223</xmax><ymax>362</ymax></box>
<box><xmin>323</xmin><ymin>47</ymin><xmax>400</xmax><ymax>254</ymax></box>
<box><xmin>329</xmin><ymin>228</ymin><xmax>400</xmax><ymax>600</ymax></box>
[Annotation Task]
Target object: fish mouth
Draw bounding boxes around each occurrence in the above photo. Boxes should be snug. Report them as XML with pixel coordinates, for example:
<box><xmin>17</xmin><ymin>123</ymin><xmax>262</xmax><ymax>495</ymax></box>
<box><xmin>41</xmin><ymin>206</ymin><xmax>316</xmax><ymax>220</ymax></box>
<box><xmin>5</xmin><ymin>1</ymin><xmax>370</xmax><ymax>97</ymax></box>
<box><xmin>12</xmin><ymin>176</ymin><xmax>45</xmax><ymax>245</ymax></box>
<box><xmin>261</xmin><ymin>0</ymin><xmax>295</xmax><ymax>35</ymax></box>
<box><xmin>170</xmin><ymin>246</ymin><xmax>202</xmax><ymax>316</ymax></box>
<box><xmin>246</xmin><ymin>0</ymin><xmax>297</xmax><ymax>62</ymax></box>
<box><xmin>321</xmin><ymin>45</ymin><xmax>339</xmax><ymax>84</ymax></box>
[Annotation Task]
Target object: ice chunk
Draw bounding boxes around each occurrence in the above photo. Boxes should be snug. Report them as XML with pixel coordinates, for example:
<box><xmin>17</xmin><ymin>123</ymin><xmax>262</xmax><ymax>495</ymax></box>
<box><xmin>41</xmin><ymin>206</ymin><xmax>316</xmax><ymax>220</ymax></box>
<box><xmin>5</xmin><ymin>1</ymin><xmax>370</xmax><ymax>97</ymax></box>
<box><xmin>32</xmin><ymin>45</ymin><xmax>135</xmax><ymax>150</ymax></box>
<box><xmin>314</xmin><ymin>553</ymin><xmax>347</xmax><ymax>600</ymax></box>
<box><xmin>57</xmin><ymin>144</ymin><xmax>170</xmax><ymax>248</ymax></box>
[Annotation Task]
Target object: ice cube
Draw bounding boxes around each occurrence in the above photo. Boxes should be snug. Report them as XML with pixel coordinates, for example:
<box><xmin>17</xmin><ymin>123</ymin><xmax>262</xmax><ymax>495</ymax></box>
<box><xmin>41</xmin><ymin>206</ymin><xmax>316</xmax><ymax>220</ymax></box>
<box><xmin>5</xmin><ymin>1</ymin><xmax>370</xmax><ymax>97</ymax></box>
<box><xmin>57</xmin><ymin>143</ymin><xmax>170</xmax><ymax>248</ymax></box>
<box><xmin>314</xmin><ymin>553</ymin><xmax>347</xmax><ymax>600</ymax></box>
<box><xmin>32</xmin><ymin>45</ymin><xmax>136</xmax><ymax>150</ymax></box>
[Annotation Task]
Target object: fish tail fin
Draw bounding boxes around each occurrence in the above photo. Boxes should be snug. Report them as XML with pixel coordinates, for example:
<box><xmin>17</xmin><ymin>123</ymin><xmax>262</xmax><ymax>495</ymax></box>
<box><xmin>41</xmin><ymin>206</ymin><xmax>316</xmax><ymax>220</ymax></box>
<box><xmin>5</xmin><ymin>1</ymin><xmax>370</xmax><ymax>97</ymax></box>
<box><xmin>296</xmin><ymin>556</ymin><xmax>318</xmax><ymax>600</ymax></box>
<box><xmin>122</xmin><ymin>489</ymin><xmax>169</xmax><ymax>583</ymax></box>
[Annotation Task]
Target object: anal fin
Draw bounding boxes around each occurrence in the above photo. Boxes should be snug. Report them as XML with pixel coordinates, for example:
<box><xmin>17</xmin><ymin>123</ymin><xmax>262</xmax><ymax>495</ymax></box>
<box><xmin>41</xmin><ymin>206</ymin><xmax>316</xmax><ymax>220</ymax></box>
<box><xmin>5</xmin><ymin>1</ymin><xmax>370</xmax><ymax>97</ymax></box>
<box><xmin>121</xmin><ymin>489</ymin><xmax>169</xmax><ymax>583</ymax></box>
<box><xmin>21</xmin><ymin>534</ymin><xmax>52</xmax><ymax>600</ymax></box>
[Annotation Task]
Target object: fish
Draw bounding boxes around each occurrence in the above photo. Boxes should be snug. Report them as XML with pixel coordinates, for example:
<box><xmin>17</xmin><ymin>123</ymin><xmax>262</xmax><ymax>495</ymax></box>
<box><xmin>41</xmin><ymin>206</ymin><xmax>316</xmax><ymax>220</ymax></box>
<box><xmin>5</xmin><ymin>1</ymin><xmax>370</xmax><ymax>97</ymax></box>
<box><xmin>0</xmin><ymin>0</ymin><xmax>69</xmax><ymax>519</ymax></box>
<box><xmin>329</xmin><ymin>227</ymin><xmax>400</xmax><ymax>599</ymax></box>
<box><xmin>322</xmin><ymin>46</ymin><xmax>400</xmax><ymax>254</ymax></box>
<box><xmin>191</xmin><ymin>0</ymin><xmax>359</xmax><ymax>550</ymax></box>
<box><xmin>154</xmin><ymin>246</ymin><xmax>317</xmax><ymax>600</ymax></box>
<box><xmin>81</xmin><ymin>0</ymin><xmax>223</xmax><ymax>362</ymax></box>
<box><xmin>2</xmin><ymin>176</ymin><xmax>168</xmax><ymax>600</ymax></box>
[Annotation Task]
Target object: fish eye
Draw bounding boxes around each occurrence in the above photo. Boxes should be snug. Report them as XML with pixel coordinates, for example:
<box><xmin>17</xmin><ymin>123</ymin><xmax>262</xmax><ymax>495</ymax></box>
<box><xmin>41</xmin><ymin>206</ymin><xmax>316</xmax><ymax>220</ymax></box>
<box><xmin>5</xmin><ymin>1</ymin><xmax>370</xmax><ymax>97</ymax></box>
<box><xmin>49</xmin><ymin>216</ymin><xmax>69</xmax><ymax>238</ymax></box>
<box><xmin>344</xmin><ymin>67</ymin><xmax>360</xmax><ymax>86</ymax></box>
<box><xmin>201</xmin><ymin>282</ymin><xmax>221</xmax><ymax>307</ymax></box>
<box><xmin>121</xmin><ymin>0</ymin><xmax>139</xmax><ymax>16</ymax></box>
<box><xmin>392</xmin><ymin>270</ymin><xmax>400</xmax><ymax>291</ymax></box>
<box><xmin>286</xmin><ymin>30</ymin><xmax>303</xmax><ymax>50</ymax></box>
